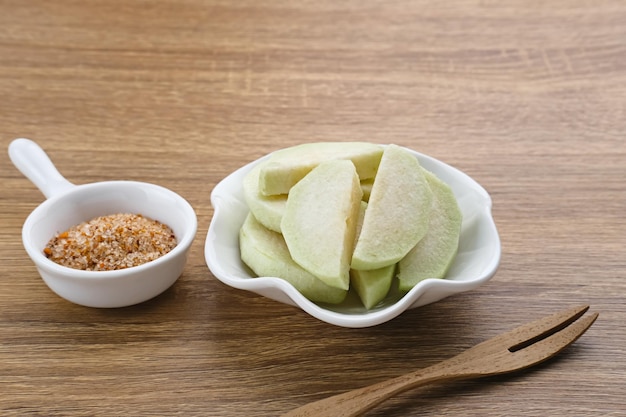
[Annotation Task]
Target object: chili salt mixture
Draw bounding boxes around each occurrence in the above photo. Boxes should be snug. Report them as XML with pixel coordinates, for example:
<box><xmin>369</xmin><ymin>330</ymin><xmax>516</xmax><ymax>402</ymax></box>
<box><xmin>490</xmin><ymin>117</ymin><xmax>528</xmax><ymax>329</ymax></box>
<box><xmin>44</xmin><ymin>213</ymin><xmax>177</xmax><ymax>271</ymax></box>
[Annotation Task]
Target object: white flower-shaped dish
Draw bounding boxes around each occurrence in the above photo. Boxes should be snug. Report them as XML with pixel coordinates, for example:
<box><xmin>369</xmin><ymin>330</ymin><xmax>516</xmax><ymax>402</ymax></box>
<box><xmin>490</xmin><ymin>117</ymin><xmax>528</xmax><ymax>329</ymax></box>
<box><xmin>205</xmin><ymin>145</ymin><xmax>500</xmax><ymax>328</ymax></box>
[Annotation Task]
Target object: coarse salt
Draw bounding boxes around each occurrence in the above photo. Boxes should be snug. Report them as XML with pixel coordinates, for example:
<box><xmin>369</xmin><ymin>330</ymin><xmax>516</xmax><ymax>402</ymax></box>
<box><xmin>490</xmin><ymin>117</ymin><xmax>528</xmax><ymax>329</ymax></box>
<box><xmin>44</xmin><ymin>213</ymin><xmax>177</xmax><ymax>271</ymax></box>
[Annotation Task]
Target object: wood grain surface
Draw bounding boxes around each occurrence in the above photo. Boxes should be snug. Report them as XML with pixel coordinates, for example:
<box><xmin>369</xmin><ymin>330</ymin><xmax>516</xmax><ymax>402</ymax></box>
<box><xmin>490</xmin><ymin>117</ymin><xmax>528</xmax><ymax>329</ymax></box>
<box><xmin>1</xmin><ymin>1</ymin><xmax>624</xmax><ymax>416</ymax></box>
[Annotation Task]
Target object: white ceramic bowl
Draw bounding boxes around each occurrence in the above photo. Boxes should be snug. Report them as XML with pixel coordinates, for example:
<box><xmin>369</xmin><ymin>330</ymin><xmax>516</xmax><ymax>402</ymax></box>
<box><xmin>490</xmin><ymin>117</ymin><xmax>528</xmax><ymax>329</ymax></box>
<box><xmin>9</xmin><ymin>138</ymin><xmax>198</xmax><ymax>308</ymax></box>
<box><xmin>205</xmin><ymin>144</ymin><xmax>500</xmax><ymax>327</ymax></box>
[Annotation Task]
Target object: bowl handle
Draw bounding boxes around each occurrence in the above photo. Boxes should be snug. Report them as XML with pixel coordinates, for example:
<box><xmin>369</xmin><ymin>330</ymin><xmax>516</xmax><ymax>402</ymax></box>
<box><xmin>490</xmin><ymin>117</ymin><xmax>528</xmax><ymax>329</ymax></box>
<box><xmin>8</xmin><ymin>138</ymin><xmax>75</xmax><ymax>199</ymax></box>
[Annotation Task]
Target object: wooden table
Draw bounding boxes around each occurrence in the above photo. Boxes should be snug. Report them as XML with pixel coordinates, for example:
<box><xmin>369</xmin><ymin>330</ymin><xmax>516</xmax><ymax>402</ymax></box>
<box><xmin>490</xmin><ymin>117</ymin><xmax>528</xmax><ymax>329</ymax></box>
<box><xmin>1</xmin><ymin>1</ymin><xmax>624</xmax><ymax>415</ymax></box>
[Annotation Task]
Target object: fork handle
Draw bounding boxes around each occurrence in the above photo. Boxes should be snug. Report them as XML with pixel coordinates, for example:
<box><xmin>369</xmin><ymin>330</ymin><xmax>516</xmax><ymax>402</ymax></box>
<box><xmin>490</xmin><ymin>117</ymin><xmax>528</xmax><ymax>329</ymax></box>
<box><xmin>281</xmin><ymin>360</ymin><xmax>469</xmax><ymax>417</ymax></box>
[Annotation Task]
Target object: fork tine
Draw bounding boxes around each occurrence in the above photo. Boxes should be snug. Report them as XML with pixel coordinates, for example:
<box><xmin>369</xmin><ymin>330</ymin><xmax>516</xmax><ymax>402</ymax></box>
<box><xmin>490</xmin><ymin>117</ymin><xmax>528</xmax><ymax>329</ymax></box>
<box><xmin>491</xmin><ymin>305</ymin><xmax>590</xmax><ymax>351</ymax></box>
<box><xmin>509</xmin><ymin>311</ymin><xmax>598</xmax><ymax>368</ymax></box>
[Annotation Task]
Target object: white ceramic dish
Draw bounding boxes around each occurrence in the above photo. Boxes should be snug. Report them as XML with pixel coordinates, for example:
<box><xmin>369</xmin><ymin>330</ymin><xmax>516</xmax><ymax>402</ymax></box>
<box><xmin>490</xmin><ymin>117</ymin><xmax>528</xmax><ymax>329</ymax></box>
<box><xmin>205</xmin><ymin>144</ymin><xmax>500</xmax><ymax>328</ymax></box>
<box><xmin>9</xmin><ymin>138</ymin><xmax>198</xmax><ymax>308</ymax></box>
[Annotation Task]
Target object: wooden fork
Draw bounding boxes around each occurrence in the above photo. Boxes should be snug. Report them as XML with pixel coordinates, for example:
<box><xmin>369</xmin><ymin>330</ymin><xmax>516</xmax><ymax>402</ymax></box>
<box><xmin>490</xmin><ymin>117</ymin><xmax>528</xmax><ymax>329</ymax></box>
<box><xmin>282</xmin><ymin>305</ymin><xmax>598</xmax><ymax>417</ymax></box>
